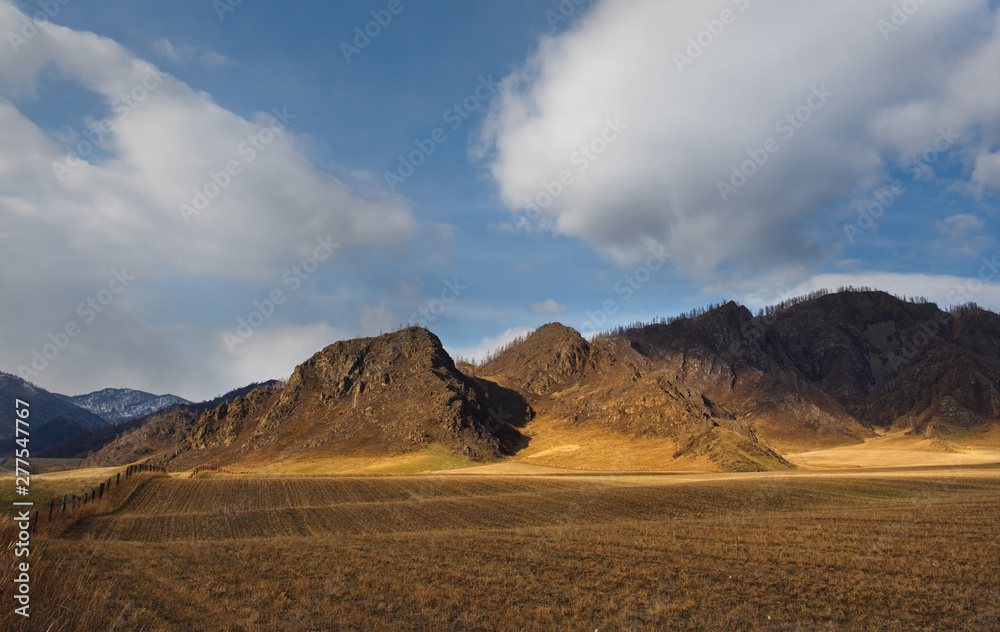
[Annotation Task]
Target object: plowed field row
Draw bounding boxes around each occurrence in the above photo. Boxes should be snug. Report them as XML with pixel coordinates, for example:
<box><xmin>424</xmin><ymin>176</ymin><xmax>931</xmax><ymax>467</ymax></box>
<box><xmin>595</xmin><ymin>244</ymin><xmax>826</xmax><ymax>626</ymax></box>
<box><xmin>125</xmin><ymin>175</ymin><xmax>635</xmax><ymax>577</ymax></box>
<box><xmin>58</xmin><ymin>473</ymin><xmax>996</xmax><ymax>543</ymax></box>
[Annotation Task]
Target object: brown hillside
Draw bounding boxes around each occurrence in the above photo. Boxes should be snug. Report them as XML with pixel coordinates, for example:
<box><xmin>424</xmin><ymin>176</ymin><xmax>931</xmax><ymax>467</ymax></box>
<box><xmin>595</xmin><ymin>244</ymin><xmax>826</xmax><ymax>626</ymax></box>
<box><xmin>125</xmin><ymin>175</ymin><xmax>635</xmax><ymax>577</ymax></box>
<box><xmin>88</xmin><ymin>328</ymin><xmax>531</xmax><ymax>471</ymax></box>
<box><xmin>478</xmin><ymin>323</ymin><xmax>614</xmax><ymax>396</ymax></box>
<box><xmin>84</xmin><ymin>291</ymin><xmax>998</xmax><ymax>473</ymax></box>
<box><xmin>480</xmin><ymin>323</ymin><xmax>791</xmax><ymax>470</ymax></box>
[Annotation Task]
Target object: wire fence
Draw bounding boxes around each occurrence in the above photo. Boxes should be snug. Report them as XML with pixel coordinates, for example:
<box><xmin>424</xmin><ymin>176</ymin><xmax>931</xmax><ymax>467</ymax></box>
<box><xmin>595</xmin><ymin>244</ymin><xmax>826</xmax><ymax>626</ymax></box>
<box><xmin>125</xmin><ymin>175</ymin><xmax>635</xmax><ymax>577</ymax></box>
<box><xmin>30</xmin><ymin>462</ymin><xmax>167</xmax><ymax>534</ymax></box>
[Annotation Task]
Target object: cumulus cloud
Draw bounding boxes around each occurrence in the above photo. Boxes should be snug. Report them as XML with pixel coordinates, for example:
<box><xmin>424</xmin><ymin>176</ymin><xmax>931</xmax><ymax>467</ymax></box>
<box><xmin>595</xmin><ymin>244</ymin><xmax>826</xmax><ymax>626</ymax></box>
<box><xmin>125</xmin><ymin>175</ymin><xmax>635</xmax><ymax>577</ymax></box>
<box><xmin>478</xmin><ymin>0</ymin><xmax>1000</xmax><ymax>281</ymax></box>
<box><xmin>0</xmin><ymin>1</ymin><xmax>418</xmax><ymax>399</ymax></box>
<box><xmin>527</xmin><ymin>298</ymin><xmax>567</xmax><ymax>314</ymax></box>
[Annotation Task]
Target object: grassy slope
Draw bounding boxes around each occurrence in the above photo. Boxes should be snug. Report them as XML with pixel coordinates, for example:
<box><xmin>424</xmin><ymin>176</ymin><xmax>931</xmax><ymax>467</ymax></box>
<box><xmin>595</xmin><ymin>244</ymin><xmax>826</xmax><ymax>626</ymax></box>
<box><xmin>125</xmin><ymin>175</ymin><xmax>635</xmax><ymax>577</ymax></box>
<box><xmin>786</xmin><ymin>427</ymin><xmax>1000</xmax><ymax>469</ymax></box>
<box><xmin>0</xmin><ymin>466</ymin><xmax>123</xmax><ymax>518</ymax></box>
<box><xmin>243</xmin><ymin>443</ymin><xmax>479</xmax><ymax>475</ymax></box>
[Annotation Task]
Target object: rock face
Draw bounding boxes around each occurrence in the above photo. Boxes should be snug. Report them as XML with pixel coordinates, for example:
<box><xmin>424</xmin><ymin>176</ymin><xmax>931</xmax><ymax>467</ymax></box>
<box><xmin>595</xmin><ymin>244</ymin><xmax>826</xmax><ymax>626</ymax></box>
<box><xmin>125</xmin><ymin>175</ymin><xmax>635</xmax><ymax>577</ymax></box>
<box><xmin>477</xmin><ymin>292</ymin><xmax>998</xmax><ymax>463</ymax></box>
<box><xmin>80</xmin><ymin>410</ymin><xmax>199</xmax><ymax>467</ymax></box>
<box><xmin>479</xmin><ymin>323</ymin><xmax>614</xmax><ymax>397</ymax></box>
<box><xmin>622</xmin><ymin>301</ymin><xmax>871</xmax><ymax>452</ymax></box>
<box><xmin>87</xmin><ymin>328</ymin><xmax>531</xmax><ymax>470</ymax></box>
<box><xmin>617</xmin><ymin>292</ymin><xmax>998</xmax><ymax>450</ymax></box>
<box><xmin>479</xmin><ymin>322</ymin><xmax>792</xmax><ymax>470</ymax></box>
<box><xmin>84</xmin><ymin>291</ymin><xmax>998</xmax><ymax>472</ymax></box>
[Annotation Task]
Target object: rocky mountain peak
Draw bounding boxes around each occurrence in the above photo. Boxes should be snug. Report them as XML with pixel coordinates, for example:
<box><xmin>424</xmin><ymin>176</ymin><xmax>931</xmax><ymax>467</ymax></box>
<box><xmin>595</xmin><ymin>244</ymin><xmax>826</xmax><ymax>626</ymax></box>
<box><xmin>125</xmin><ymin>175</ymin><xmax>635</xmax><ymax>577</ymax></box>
<box><xmin>480</xmin><ymin>323</ymin><xmax>612</xmax><ymax>396</ymax></box>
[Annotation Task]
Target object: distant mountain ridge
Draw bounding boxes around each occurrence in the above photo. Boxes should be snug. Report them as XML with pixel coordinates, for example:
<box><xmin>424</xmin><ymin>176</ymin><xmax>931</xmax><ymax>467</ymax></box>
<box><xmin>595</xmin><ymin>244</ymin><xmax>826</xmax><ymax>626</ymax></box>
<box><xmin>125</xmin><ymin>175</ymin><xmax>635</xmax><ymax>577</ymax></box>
<box><xmin>42</xmin><ymin>381</ymin><xmax>280</xmax><ymax>459</ymax></box>
<box><xmin>59</xmin><ymin>388</ymin><xmax>191</xmax><ymax>424</ymax></box>
<box><xmin>83</xmin><ymin>290</ymin><xmax>999</xmax><ymax>472</ymax></box>
<box><xmin>0</xmin><ymin>372</ymin><xmax>111</xmax><ymax>456</ymax></box>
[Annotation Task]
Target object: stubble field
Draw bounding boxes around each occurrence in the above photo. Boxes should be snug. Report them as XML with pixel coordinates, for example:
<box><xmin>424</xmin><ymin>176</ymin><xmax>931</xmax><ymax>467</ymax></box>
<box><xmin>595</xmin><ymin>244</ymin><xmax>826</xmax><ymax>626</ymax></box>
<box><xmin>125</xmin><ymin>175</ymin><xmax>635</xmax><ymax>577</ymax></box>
<box><xmin>3</xmin><ymin>466</ymin><xmax>998</xmax><ymax>631</ymax></box>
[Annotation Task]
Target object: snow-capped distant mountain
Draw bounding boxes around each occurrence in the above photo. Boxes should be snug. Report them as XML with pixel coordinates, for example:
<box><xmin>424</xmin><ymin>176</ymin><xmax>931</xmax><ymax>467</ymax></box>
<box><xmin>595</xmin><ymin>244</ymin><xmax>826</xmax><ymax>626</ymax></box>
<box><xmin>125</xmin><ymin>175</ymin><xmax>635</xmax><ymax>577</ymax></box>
<box><xmin>60</xmin><ymin>388</ymin><xmax>191</xmax><ymax>424</ymax></box>
<box><xmin>0</xmin><ymin>371</ymin><xmax>110</xmax><ymax>434</ymax></box>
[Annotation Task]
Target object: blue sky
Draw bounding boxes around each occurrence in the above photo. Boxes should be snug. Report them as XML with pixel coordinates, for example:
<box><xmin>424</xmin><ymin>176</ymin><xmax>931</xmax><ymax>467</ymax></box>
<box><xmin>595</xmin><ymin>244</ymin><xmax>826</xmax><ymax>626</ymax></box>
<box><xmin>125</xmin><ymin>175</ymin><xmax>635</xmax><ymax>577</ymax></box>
<box><xmin>0</xmin><ymin>0</ymin><xmax>997</xmax><ymax>401</ymax></box>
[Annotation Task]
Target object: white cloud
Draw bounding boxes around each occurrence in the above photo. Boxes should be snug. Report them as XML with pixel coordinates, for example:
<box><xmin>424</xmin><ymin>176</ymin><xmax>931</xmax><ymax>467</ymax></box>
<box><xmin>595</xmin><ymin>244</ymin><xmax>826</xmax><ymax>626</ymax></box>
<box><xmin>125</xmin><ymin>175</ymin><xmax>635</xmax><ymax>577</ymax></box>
<box><xmin>972</xmin><ymin>151</ymin><xmax>1000</xmax><ymax>193</ymax></box>
<box><xmin>937</xmin><ymin>214</ymin><xmax>985</xmax><ymax>235</ymax></box>
<box><xmin>357</xmin><ymin>304</ymin><xmax>397</xmax><ymax>337</ymax></box>
<box><xmin>198</xmin><ymin>50</ymin><xmax>233</xmax><ymax>68</ymax></box>
<box><xmin>775</xmin><ymin>271</ymin><xmax>1000</xmax><ymax>312</ymax></box>
<box><xmin>931</xmin><ymin>214</ymin><xmax>993</xmax><ymax>259</ymax></box>
<box><xmin>151</xmin><ymin>38</ymin><xmax>180</xmax><ymax>63</ymax></box>
<box><xmin>526</xmin><ymin>298</ymin><xmax>566</xmax><ymax>314</ymax></box>
<box><xmin>152</xmin><ymin>37</ymin><xmax>233</xmax><ymax>68</ymax></box>
<box><xmin>0</xmin><ymin>1</ymin><xmax>418</xmax><ymax>400</ymax></box>
<box><xmin>446</xmin><ymin>327</ymin><xmax>534</xmax><ymax>364</ymax></box>
<box><xmin>478</xmin><ymin>0</ymin><xmax>1000</xmax><ymax>280</ymax></box>
<box><xmin>210</xmin><ymin>322</ymin><xmax>348</xmax><ymax>393</ymax></box>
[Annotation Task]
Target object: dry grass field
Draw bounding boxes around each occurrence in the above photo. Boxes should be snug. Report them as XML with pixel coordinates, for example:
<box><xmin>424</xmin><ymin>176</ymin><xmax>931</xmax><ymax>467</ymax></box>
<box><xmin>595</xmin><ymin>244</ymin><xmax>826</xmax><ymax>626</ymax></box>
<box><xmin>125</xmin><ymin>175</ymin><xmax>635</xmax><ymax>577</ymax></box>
<box><xmin>0</xmin><ymin>465</ymin><xmax>124</xmax><ymax>517</ymax></box>
<box><xmin>2</xmin><ymin>464</ymin><xmax>998</xmax><ymax>631</ymax></box>
<box><xmin>785</xmin><ymin>428</ymin><xmax>1000</xmax><ymax>469</ymax></box>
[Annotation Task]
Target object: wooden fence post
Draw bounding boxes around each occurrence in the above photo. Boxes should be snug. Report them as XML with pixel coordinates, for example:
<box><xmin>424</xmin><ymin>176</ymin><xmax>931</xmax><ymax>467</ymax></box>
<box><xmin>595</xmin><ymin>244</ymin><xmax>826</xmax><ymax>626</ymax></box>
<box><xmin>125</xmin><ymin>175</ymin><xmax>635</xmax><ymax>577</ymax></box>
<box><xmin>31</xmin><ymin>511</ymin><xmax>38</xmax><ymax>533</ymax></box>
<box><xmin>61</xmin><ymin>494</ymin><xmax>66</xmax><ymax>514</ymax></box>
<box><xmin>99</xmin><ymin>483</ymin><xmax>104</xmax><ymax>498</ymax></box>
<box><xmin>116</xmin><ymin>472</ymin><xmax>121</xmax><ymax>487</ymax></box>
<box><xmin>48</xmin><ymin>500</ymin><xmax>53</xmax><ymax>522</ymax></box>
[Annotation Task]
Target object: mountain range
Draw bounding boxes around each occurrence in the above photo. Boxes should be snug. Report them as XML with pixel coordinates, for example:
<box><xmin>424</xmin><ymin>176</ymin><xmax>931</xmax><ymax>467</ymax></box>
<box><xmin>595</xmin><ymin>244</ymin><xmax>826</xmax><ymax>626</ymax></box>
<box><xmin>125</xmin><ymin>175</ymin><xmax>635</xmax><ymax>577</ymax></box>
<box><xmin>79</xmin><ymin>290</ymin><xmax>998</xmax><ymax>472</ymax></box>
<box><xmin>0</xmin><ymin>377</ymin><xmax>191</xmax><ymax>457</ymax></box>
<box><xmin>57</xmin><ymin>388</ymin><xmax>191</xmax><ymax>424</ymax></box>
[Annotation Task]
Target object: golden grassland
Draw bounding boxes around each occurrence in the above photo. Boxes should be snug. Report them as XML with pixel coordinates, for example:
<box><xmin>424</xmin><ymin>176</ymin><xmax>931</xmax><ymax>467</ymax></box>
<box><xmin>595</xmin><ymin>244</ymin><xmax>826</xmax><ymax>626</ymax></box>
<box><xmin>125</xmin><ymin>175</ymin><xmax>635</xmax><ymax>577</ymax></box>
<box><xmin>0</xmin><ymin>466</ymin><xmax>124</xmax><ymax>517</ymax></box>
<box><xmin>1</xmin><ymin>458</ymin><xmax>84</xmax><ymax>475</ymax></box>
<box><xmin>1</xmin><ymin>463</ymin><xmax>998</xmax><ymax>631</ymax></box>
<box><xmin>786</xmin><ymin>427</ymin><xmax>1000</xmax><ymax>469</ymax></box>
